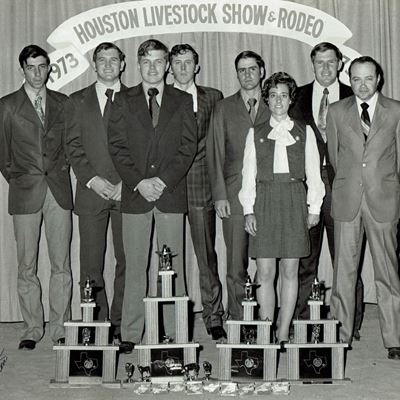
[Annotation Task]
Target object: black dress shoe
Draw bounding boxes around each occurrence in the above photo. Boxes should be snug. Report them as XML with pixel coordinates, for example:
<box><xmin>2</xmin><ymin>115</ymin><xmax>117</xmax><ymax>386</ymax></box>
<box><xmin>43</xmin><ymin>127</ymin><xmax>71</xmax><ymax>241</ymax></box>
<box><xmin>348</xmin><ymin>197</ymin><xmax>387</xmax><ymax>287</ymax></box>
<box><xmin>56</xmin><ymin>337</ymin><xmax>65</xmax><ymax>345</ymax></box>
<box><xmin>18</xmin><ymin>339</ymin><xmax>36</xmax><ymax>350</ymax></box>
<box><xmin>388</xmin><ymin>347</ymin><xmax>400</xmax><ymax>360</ymax></box>
<box><xmin>119</xmin><ymin>341</ymin><xmax>135</xmax><ymax>354</ymax></box>
<box><xmin>208</xmin><ymin>326</ymin><xmax>227</xmax><ymax>340</ymax></box>
<box><xmin>353</xmin><ymin>330</ymin><xmax>361</xmax><ymax>341</ymax></box>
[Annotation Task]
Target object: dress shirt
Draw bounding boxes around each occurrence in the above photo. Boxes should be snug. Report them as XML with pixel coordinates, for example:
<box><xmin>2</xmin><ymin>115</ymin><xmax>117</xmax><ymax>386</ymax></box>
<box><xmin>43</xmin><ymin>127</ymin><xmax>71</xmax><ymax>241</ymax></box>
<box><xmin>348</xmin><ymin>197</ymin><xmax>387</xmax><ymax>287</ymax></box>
<box><xmin>173</xmin><ymin>82</ymin><xmax>198</xmax><ymax>112</ymax></box>
<box><xmin>239</xmin><ymin>116</ymin><xmax>325</xmax><ymax>216</ymax></box>
<box><xmin>24</xmin><ymin>84</ymin><xmax>46</xmax><ymax>113</ymax></box>
<box><xmin>312</xmin><ymin>79</ymin><xmax>339</xmax><ymax>125</ymax></box>
<box><xmin>241</xmin><ymin>88</ymin><xmax>261</xmax><ymax>115</ymax></box>
<box><xmin>95</xmin><ymin>80</ymin><xmax>121</xmax><ymax>115</ymax></box>
<box><xmin>142</xmin><ymin>81</ymin><xmax>164</xmax><ymax>107</ymax></box>
<box><xmin>355</xmin><ymin>92</ymin><xmax>378</xmax><ymax>121</ymax></box>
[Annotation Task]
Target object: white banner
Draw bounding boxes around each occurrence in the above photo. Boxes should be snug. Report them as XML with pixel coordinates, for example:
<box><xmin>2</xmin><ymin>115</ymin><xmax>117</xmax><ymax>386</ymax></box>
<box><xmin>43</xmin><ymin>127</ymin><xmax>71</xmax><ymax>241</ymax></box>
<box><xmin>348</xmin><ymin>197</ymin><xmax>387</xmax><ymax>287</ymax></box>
<box><xmin>46</xmin><ymin>0</ymin><xmax>361</xmax><ymax>89</ymax></box>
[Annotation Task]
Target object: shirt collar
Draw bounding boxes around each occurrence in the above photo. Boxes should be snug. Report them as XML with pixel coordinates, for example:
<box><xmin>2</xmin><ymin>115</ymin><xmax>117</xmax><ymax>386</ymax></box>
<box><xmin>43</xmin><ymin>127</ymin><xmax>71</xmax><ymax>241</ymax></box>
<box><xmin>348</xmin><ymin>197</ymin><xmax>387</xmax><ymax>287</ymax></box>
<box><xmin>313</xmin><ymin>79</ymin><xmax>339</xmax><ymax>97</ymax></box>
<box><xmin>355</xmin><ymin>92</ymin><xmax>379</xmax><ymax>117</ymax></box>
<box><xmin>142</xmin><ymin>81</ymin><xmax>164</xmax><ymax>100</ymax></box>
<box><xmin>241</xmin><ymin>88</ymin><xmax>261</xmax><ymax>105</ymax></box>
<box><xmin>24</xmin><ymin>83</ymin><xmax>46</xmax><ymax>103</ymax></box>
<box><xmin>95</xmin><ymin>80</ymin><xmax>121</xmax><ymax>94</ymax></box>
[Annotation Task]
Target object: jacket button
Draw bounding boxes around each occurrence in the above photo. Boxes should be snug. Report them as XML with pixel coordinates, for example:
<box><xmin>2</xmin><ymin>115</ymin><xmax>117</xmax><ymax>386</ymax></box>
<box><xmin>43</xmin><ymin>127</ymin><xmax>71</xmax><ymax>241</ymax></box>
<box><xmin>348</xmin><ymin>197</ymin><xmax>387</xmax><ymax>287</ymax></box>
<box><xmin>44</xmin><ymin>172</ymin><xmax>48</xmax><ymax>176</ymax></box>
<box><xmin>150</xmin><ymin>164</ymin><xmax>155</xmax><ymax>169</ymax></box>
<box><xmin>362</xmin><ymin>163</ymin><xmax>366</xmax><ymax>167</ymax></box>
<box><xmin>43</xmin><ymin>153</ymin><xmax>47</xmax><ymax>157</ymax></box>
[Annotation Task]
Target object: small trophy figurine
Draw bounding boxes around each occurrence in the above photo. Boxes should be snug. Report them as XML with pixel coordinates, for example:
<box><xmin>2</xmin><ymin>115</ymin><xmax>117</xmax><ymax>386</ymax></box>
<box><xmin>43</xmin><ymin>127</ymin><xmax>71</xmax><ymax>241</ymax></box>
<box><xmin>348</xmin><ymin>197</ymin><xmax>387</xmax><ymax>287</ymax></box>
<box><xmin>82</xmin><ymin>327</ymin><xmax>91</xmax><ymax>346</ymax></box>
<box><xmin>183</xmin><ymin>363</ymin><xmax>200</xmax><ymax>381</ymax></box>
<box><xmin>310</xmin><ymin>277</ymin><xmax>321</xmax><ymax>301</ymax></box>
<box><xmin>83</xmin><ymin>278</ymin><xmax>94</xmax><ymax>303</ymax></box>
<box><xmin>243</xmin><ymin>275</ymin><xmax>256</xmax><ymax>301</ymax></box>
<box><xmin>156</xmin><ymin>244</ymin><xmax>176</xmax><ymax>271</ymax></box>
<box><xmin>125</xmin><ymin>362</ymin><xmax>135</xmax><ymax>383</ymax></box>
<box><xmin>311</xmin><ymin>323</ymin><xmax>321</xmax><ymax>344</ymax></box>
<box><xmin>203</xmin><ymin>361</ymin><xmax>212</xmax><ymax>381</ymax></box>
<box><xmin>138</xmin><ymin>365</ymin><xmax>151</xmax><ymax>382</ymax></box>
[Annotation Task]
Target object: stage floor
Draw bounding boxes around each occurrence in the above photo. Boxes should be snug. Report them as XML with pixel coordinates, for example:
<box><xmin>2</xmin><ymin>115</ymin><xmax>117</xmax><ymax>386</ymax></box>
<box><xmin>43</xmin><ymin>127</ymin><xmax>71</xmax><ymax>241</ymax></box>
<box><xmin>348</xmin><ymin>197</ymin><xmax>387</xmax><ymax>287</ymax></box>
<box><xmin>0</xmin><ymin>304</ymin><xmax>399</xmax><ymax>399</ymax></box>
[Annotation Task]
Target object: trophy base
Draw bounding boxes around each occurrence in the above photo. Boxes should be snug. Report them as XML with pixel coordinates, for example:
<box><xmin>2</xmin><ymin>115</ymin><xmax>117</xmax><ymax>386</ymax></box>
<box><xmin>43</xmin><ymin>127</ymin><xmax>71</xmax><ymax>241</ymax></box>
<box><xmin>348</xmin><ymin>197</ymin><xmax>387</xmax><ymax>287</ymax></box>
<box><xmin>49</xmin><ymin>378</ymin><xmax>121</xmax><ymax>388</ymax></box>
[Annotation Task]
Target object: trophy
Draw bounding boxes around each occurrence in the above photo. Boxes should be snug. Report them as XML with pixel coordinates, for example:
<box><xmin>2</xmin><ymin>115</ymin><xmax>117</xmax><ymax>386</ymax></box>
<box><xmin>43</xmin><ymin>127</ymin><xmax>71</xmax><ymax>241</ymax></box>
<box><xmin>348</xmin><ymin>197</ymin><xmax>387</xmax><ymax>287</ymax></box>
<box><xmin>82</xmin><ymin>327</ymin><xmax>91</xmax><ymax>346</ymax></box>
<box><xmin>309</xmin><ymin>278</ymin><xmax>322</xmax><ymax>301</ymax></box>
<box><xmin>243</xmin><ymin>275</ymin><xmax>256</xmax><ymax>301</ymax></box>
<box><xmin>202</xmin><ymin>361</ymin><xmax>212</xmax><ymax>381</ymax></box>
<box><xmin>156</xmin><ymin>244</ymin><xmax>176</xmax><ymax>271</ymax></box>
<box><xmin>125</xmin><ymin>363</ymin><xmax>135</xmax><ymax>383</ymax></box>
<box><xmin>82</xmin><ymin>278</ymin><xmax>94</xmax><ymax>303</ymax></box>
<box><xmin>183</xmin><ymin>363</ymin><xmax>199</xmax><ymax>381</ymax></box>
<box><xmin>138</xmin><ymin>365</ymin><xmax>151</xmax><ymax>382</ymax></box>
<box><xmin>311</xmin><ymin>323</ymin><xmax>321</xmax><ymax>344</ymax></box>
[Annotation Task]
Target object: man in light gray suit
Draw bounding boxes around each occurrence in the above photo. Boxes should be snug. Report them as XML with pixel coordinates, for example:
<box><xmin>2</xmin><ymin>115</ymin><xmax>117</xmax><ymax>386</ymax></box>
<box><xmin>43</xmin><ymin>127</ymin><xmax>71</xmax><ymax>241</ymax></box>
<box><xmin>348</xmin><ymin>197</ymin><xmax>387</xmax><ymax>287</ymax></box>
<box><xmin>327</xmin><ymin>56</ymin><xmax>400</xmax><ymax>360</ymax></box>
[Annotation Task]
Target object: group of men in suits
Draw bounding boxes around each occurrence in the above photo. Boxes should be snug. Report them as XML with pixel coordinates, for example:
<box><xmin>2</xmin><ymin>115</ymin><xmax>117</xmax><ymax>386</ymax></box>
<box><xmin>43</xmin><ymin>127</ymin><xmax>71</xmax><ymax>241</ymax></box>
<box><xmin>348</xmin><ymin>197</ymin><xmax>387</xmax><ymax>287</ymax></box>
<box><xmin>1</xmin><ymin>39</ymin><xmax>400</xmax><ymax>360</ymax></box>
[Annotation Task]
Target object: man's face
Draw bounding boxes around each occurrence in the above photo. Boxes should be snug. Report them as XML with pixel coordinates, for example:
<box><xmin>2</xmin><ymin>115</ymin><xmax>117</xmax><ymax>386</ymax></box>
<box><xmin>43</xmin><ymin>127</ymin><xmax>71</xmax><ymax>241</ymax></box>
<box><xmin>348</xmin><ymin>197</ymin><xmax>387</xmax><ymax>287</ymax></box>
<box><xmin>22</xmin><ymin>56</ymin><xmax>49</xmax><ymax>90</ymax></box>
<box><xmin>236</xmin><ymin>57</ymin><xmax>264</xmax><ymax>91</ymax></box>
<box><xmin>94</xmin><ymin>48</ymin><xmax>124</xmax><ymax>85</ymax></box>
<box><xmin>170</xmin><ymin>51</ymin><xmax>196</xmax><ymax>87</ymax></box>
<box><xmin>350</xmin><ymin>62</ymin><xmax>380</xmax><ymax>102</ymax></box>
<box><xmin>312</xmin><ymin>49</ymin><xmax>342</xmax><ymax>87</ymax></box>
<box><xmin>138</xmin><ymin>49</ymin><xmax>168</xmax><ymax>86</ymax></box>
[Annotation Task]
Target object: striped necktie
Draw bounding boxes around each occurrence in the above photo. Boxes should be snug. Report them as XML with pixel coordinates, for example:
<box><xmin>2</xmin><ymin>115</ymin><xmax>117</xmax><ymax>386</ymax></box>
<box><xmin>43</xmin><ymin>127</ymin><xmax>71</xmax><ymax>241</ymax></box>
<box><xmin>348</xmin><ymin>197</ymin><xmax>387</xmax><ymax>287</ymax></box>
<box><xmin>34</xmin><ymin>95</ymin><xmax>45</xmax><ymax>125</ymax></box>
<box><xmin>361</xmin><ymin>102</ymin><xmax>370</xmax><ymax>139</ymax></box>
<box><xmin>317</xmin><ymin>88</ymin><xmax>329</xmax><ymax>142</ymax></box>
<box><xmin>148</xmin><ymin>87</ymin><xmax>160</xmax><ymax>128</ymax></box>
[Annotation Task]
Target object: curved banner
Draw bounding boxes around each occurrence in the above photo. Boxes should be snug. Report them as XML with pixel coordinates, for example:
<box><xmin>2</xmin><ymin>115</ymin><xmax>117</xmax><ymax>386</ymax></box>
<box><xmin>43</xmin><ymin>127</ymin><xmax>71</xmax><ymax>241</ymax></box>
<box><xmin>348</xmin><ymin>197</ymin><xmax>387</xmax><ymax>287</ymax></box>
<box><xmin>46</xmin><ymin>0</ymin><xmax>360</xmax><ymax>90</ymax></box>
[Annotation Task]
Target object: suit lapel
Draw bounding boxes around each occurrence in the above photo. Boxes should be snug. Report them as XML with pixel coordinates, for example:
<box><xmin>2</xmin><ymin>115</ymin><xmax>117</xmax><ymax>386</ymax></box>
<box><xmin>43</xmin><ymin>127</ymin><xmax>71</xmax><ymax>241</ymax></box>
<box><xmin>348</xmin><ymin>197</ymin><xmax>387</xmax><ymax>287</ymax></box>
<box><xmin>157</xmin><ymin>85</ymin><xmax>178</xmax><ymax>135</ymax></box>
<box><xmin>15</xmin><ymin>87</ymin><xmax>42</xmax><ymax>126</ymax></box>
<box><xmin>367</xmin><ymin>94</ymin><xmax>385</xmax><ymax>142</ymax></box>
<box><xmin>131</xmin><ymin>84</ymin><xmax>153</xmax><ymax>131</ymax></box>
<box><xmin>196</xmin><ymin>86</ymin><xmax>207</xmax><ymax>125</ymax></box>
<box><xmin>346</xmin><ymin>97</ymin><xmax>365</xmax><ymax>140</ymax></box>
<box><xmin>45</xmin><ymin>89</ymin><xmax>63</xmax><ymax>134</ymax></box>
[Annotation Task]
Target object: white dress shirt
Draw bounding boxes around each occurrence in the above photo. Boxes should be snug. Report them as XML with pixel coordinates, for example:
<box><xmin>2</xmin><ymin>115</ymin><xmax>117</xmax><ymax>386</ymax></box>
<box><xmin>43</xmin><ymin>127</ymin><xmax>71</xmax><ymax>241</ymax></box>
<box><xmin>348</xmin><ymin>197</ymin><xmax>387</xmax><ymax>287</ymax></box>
<box><xmin>95</xmin><ymin>80</ymin><xmax>121</xmax><ymax>115</ymax></box>
<box><xmin>355</xmin><ymin>91</ymin><xmax>378</xmax><ymax>120</ymax></box>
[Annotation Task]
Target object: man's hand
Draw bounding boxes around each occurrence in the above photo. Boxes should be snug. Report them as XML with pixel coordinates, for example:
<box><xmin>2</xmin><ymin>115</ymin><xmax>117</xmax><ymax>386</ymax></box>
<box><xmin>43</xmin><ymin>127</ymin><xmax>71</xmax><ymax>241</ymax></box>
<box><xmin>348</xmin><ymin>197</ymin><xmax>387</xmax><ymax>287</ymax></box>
<box><xmin>109</xmin><ymin>181</ymin><xmax>122</xmax><ymax>201</ymax></box>
<box><xmin>89</xmin><ymin>176</ymin><xmax>115</xmax><ymax>200</ymax></box>
<box><xmin>214</xmin><ymin>200</ymin><xmax>231</xmax><ymax>219</ymax></box>
<box><xmin>308</xmin><ymin>213</ymin><xmax>320</xmax><ymax>229</ymax></box>
<box><xmin>244</xmin><ymin>214</ymin><xmax>257</xmax><ymax>236</ymax></box>
<box><xmin>137</xmin><ymin>177</ymin><xmax>166</xmax><ymax>202</ymax></box>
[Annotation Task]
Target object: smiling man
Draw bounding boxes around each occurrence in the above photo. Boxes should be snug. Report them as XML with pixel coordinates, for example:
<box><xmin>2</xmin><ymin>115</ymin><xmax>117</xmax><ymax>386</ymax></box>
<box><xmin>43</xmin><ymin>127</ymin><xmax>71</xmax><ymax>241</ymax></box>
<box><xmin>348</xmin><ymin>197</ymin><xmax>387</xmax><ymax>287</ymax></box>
<box><xmin>207</xmin><ymin>50</ymin><xmax>270</xmax><ymax>320</ymax></box>
<box><xmin>66</xmin><ymin>42</ymin><xmax>127</xmax><ymax>346</ymax></box>
<box><xmin>107</xmin><ymin>39</ymin><xmax>197</xmax><ymax>353</ymax></box>
<box><xmin>327</xmin><ymin>56</ymin><xmax>400</xmax><ymax>360</ymax></box>
<box><xmin>0</xmin><ymin>45</ymin><xmax>73</xmax><ymax>350</ymax></box>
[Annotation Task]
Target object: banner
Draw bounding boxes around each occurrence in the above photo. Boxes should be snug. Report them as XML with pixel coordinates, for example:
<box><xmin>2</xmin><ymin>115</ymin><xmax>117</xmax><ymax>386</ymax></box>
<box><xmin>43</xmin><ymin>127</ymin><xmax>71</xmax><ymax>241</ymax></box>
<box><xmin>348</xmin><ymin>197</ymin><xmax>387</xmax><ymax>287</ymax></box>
<box><xmin>46</xmin><ymin>0</ymin><xmax>361</xmax><ymax>89</ymax></box>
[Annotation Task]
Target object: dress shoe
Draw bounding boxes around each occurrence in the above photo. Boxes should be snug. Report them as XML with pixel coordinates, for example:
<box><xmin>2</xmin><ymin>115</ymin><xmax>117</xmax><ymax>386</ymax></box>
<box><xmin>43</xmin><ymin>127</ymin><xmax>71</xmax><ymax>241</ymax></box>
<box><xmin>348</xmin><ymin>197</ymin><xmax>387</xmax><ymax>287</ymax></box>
<box><xmin>279</xmin><ymin>340</ymin><xmax>289</xmax><ymax>352</ymax></box>
<box><xmin>207</xmin><ymin>326</ymin><xmax>227</xmax><ymax>340</ymax></box>
<box><xmin>112</xmin><ymin>333</ymin><xmax>122</xmax><ymax>346</ymax></box>
<box><xmin>388</xmin><ymin>347</ymin><xmax>400</xmax><ymax>360</ymax></box>
<box><xmin>18</xmin><ymin>339</ymin><xmax>36</xmax><ymax>350</ymax></box>
<box><xmin>119</xmin><ymin>341</ymin><xmax>135</xmax><ymax>354</ymax></box>
<box><xmin>56</xmin><ymin>337</ymin><xmax>65</xmax><ymax>345</ymax></box>
<box><xmin>353</xmin><ymin>329</ymin><xmax>361</xmax><ymax>341</ymax></box>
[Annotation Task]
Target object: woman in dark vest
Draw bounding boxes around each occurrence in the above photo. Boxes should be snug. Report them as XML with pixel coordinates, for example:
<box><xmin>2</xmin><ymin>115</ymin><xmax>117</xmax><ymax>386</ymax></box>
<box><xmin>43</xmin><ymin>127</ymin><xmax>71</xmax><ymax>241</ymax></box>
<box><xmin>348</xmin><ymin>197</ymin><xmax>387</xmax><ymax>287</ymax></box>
<box><xmin>239</xmin><ymin>72</ymin><xmax>325</xmax><ymax>345</ymax></box>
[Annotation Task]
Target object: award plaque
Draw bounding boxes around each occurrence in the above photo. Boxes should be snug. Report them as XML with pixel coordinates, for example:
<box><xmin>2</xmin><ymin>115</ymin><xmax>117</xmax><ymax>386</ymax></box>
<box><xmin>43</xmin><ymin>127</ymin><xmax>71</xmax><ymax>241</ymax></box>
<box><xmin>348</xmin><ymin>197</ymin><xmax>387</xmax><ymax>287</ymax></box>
<box><xmin>231</xmin><ymin>348</ymin><xmax>264</xmax><ymax>380</ymax></box>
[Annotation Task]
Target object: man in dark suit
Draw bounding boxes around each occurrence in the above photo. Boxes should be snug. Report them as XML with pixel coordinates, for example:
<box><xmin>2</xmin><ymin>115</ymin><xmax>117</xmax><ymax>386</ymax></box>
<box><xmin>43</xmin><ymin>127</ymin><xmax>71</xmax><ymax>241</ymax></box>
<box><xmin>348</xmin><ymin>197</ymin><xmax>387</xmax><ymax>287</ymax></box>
<box><xmin>207</xmin><ymin>51</ymin><xmax>269</xmax><ymax>320</ymax></box>
<box><xmin>108</xmin><ymin>39</ymin><xmax>197</xmax><ymax>353</ymax></box>
<box><xmin>169</xmin><ymin>43</ymin><xmax>226</xmax><ymax>340</ymax></box>
<box><xmin>66</xmin><ymin>42</ymin><xmax>126</xmax><ymax>344</ymax></box>
<box><xmin>291</xmin><ymin>42</ymin><xmax>363</xmax><ymax>339</ymax></box>
<box><xmin>327</xmin><ymin>56</ymin><xmax>400</xmax><ymax>359</ymax></box>
<box><xmin>0</xmin><ymin>45</ymin><xmax>73</xmax><ymax>350</ymax></box>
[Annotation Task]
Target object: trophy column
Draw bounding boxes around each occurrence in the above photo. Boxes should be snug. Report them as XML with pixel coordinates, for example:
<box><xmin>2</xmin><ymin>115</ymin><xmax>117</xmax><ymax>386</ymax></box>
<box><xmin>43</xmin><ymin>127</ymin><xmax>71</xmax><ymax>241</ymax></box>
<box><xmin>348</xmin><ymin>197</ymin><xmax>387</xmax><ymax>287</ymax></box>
<box><xmin>286</xmin><ymin>278</ymin><xmax>349</xmax><ymax>383</ymax></box>
<box><xmin>50</xmin><ymin>280</ymin><xmax>120</xmax><ymax>388</ymax></box>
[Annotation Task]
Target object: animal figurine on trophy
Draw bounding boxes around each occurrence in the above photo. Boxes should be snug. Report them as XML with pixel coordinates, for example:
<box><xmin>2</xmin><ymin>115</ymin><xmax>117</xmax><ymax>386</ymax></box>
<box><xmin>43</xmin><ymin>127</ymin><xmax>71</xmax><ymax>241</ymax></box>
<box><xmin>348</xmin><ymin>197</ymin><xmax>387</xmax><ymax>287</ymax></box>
<box><xmin>243</xmin><ymin>275</ymin><xmax>257</xmax><ymax>301</ymax></box>
<box><xmin>156</xmin><ymin>245</ymin><xmax>177</xmax><ymax>271</ymax></box>
<box><xmin>309</xmin><ymin>278</ymin><xmax>325</xmax><ymax>301</ymax></box>
<box><xmin>138</xmin><ymin>365</ymin><xmax>151</xmax><ymax>382</ymax></box>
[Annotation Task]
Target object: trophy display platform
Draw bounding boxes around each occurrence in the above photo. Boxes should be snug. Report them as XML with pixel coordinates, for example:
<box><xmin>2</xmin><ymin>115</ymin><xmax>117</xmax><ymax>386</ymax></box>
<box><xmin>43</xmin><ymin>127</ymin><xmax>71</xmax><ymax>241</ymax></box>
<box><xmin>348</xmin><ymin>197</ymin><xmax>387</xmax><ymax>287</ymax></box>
<box><xmin>131</xmin><ymin>246</ymin><xmax>199</xmax><ymax>389</ymax></box>
<box><xmin>285</xmin><ymin>280</ymin><xmax>349</xmax><ymax>384</ymax></box>
<box><xmin>217</xmin><ymin>277</ymin><xmax>281</xmax><ymax>386</ymax></box>
<box><xmin>50</xmin><ymin>292</ymin><xmax>120</xmax><ymax>388</ymax></box>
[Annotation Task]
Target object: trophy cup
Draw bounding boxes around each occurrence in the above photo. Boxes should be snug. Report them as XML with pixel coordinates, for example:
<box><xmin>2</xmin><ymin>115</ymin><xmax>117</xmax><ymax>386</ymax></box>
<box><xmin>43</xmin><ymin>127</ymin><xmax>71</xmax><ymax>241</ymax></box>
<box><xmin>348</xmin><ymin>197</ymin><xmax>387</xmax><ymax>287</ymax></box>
<box><xmin>243</xmin><ymin>275</ymin><xmax>256</xmax><ymax>301</ymax></box>
<box><xmin>83</xmin><ymin>278</ymin><xmax>94</xmax><ymax>303</ymax></box>
<box><xmin>125</xmin><ymin>363</ymin><xmax>135</xmax><ymax>383</ymax></box>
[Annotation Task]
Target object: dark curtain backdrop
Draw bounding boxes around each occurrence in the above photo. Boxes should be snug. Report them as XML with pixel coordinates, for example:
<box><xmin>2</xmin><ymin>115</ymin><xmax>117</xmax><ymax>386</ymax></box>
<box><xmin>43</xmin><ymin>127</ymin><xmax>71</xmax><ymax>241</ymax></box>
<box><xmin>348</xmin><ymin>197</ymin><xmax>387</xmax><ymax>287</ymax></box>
<box><xmin>1</xmin><ymin>0</ymin><xmax>398</xmax><ymax>321</ymax></box>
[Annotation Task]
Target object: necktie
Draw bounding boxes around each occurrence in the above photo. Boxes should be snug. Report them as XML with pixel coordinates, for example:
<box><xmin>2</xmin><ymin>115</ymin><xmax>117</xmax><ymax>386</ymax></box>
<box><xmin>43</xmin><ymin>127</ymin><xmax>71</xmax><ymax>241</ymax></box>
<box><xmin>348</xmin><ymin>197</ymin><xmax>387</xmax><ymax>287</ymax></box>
<box><xmin>103</xmin><ymin>88</ymin><xmax>114</xmax><ymax>126</ymax></box>
<box><xmin>148</xmin><ymin>87</ymin><xmax>160</xmax><ymax>128</ymax></box>
<box><xmin>317</xmin><ymin>88</ymin><xmax>329</xmax><ymax>142</ymax></box>
<box><xmin>361</xmin><ymin>102</ymin><xmax>371</xmax><ymax>139</ymax></box>
<box><xmin>247</xmin><ymin>98</ymin><xmax>257</xmax><ymax>124</ymax></box>
<box><xmin>34</xmin><ymin>95</ymin><xmax>45</xmax><ymax>125</ymax></box>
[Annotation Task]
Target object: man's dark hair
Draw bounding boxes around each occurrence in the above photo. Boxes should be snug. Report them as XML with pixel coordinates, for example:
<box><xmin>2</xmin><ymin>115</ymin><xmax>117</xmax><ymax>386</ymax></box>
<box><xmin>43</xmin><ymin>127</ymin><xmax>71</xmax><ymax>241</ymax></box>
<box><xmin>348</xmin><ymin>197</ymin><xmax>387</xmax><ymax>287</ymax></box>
<box><xmin>19</xmin><ymin>44</ymin><xmax>50</xmax><ymax>68</ymax></box>
<box><xmin>234</xmin><ymin>50</ymin><xmax>265</xmax><ymax>73</ymax></box>
<box><xmin>169</xmin><ymin>44</ymin><xmax>199</xmax><ymax>65</ymax></box>
<box><xmin>137</xmin><ymin>39</ymin><xmax>169</xmax><ymax>61</ymax></box>
<box><xmin>310</xmin><ymin>42</ymin><xmax>343</xmax><ymax>62</ymax></box>
<box><xmin>92</xmin><ymin>42</ymin><xmax>125</xmax><ymax>63</ymax></box>
<box><xmin>349</xmin><ymin>56</ymin><xmax>385</xmax><ymax>91</ymax></box>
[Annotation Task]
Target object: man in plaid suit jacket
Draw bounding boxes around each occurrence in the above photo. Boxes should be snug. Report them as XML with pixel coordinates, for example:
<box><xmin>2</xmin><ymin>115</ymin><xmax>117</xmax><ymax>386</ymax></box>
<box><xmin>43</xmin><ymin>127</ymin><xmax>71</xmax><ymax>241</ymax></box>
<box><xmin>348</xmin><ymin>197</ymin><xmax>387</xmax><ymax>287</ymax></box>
<box><xmin>170</xmin><ymin>44</ymin><xmax>226</xmax><ymax>340</ymax></box>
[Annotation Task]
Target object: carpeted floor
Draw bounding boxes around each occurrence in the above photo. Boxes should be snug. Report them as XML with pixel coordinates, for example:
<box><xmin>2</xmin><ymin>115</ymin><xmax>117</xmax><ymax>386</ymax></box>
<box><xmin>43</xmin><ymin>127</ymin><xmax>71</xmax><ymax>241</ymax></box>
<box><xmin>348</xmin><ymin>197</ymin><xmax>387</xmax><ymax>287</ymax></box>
<box><xmin>0</xmin><ymin>304</ymin><xmax>400</xmax><ymax>399</ymax></box>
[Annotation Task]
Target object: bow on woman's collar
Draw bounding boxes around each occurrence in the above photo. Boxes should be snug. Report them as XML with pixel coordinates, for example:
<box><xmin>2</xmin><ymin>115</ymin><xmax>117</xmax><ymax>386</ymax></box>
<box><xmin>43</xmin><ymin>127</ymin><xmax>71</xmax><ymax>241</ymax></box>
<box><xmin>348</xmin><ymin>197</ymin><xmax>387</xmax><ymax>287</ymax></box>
<box><xmin>267</xmin><ymin>116</ymin><xmax>296</xmax><ymax>146</ymax></box>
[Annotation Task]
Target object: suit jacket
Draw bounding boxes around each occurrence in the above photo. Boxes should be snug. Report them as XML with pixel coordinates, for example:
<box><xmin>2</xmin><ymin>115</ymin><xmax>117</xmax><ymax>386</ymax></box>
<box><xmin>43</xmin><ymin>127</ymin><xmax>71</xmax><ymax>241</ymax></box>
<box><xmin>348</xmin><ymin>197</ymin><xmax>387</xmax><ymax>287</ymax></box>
<box><xmin>206</xmin><ymin>90</ymin><xmax>270</xmax><ymax>215</ymax></box>
<box><xmin>66</xmin><ymin>83</ymin><xmax>126</xmax><ymax>215</ymax></box>
<box><xmin>187</xmin><ymin>85</ymin><xmax>223</xmax><ymax>207</ymax></box>
<box><xmin>0</xmin><ymin>86</ymin><xmax>73</xmax><ymax>215</ymax></box>
<box><xmin>107</xmin><ymin>83</ymin><xmax>197</xmax><ymax>214</ymax></box>
<box><xmin>290</xmin><ymin>80</ymin><xmax>353</xmax><ymax>184</ymax></box>
<box><xmin>327</xmin><ymin>93</ymin><xmax>400</xmax><ymax>223</ymax></box>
